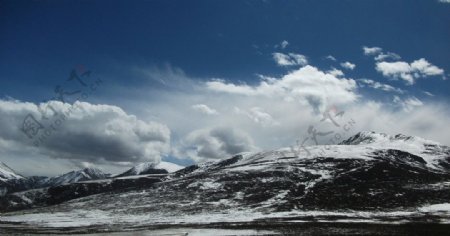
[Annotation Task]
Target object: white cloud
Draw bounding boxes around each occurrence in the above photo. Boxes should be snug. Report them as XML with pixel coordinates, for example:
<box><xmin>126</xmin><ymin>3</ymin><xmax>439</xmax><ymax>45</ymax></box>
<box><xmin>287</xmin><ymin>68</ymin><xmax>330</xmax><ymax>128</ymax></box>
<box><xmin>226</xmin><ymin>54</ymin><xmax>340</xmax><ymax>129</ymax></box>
<box><xmin>375</xmin><ymin>52</ymin><xmax>401</xmax><ymax>61</ymax></box>
<box><xmin>376</xmin><ymin>58</ymin><xmax>444</xmax><ymax>85</ymax></box>
<box><xmin>206</xmin><ymin>65</ymin><xmax>358</xmax><ymax>111</ymax></box>
<box><xmin>410</xmin><ymin>59</ymin><xmax>444</xmax><ymax>76</ymax></box>
<box><xmin>181</xmin><ymin>127</ymin><xmax>257</xmax><ymax>162</ymax></box>
<box><xmin>274</xmin><ymin>40</ymin><xmax>289</xmax><ymax>49</ymax></box>
<box><xmin>340</xmin><ymin>61</ymin><xmax>356</xmax><ymax>70</ymax></box>
<box><xmin>363</xmin><ymin>46</ymin><xmax>383</xmax><ymax>55</ymax></box>
<box><xmin>327</xmin><ymin>68</ymin><xmax>344</xmax><ymax>77</ymax></box>
<box><xmin>0</xmin><ymin>100</ymin><xmax>170</xmax><ymax>165</ymax></box>
<box><xmin>439</xmin><ymin>0</ymin><xmax>450</xmax><ymax>3</ymax></box>
<box><xmin>344</xmin><ymin>101</ymin><xmax>450</xmax><ymax>145</ymax></box>
<box><xmin>191</xmin><ymin>104</ymin><xmax>219</xmax><ymax>115</ymax></box>
<box><xmin>325</xmin><ymin>55</ymin><xmax>337</xmax><ymax>61</ymax></box>
<box><xmin>234</xmin><ymin>107</ymin><xmax>279</xmax><ymax>127</ymax></box>
<box><xmin>272</xmin><ymin>52</ymin><xmax>308</xmax><ymax>66</ymax></box>
<box><xmin>423</xmin><ymin>91</ymin><xmax>434</xmax><ymax>97</ymax></box>
<box><xmin>393</xmin><ymin>96</ymin><xmax>424</xmax><ymax>112</ymax></box>
<box><xmin>357</xmin><ymin>79</ymin><xmax>404</xmax><ymax>94</ymax></box>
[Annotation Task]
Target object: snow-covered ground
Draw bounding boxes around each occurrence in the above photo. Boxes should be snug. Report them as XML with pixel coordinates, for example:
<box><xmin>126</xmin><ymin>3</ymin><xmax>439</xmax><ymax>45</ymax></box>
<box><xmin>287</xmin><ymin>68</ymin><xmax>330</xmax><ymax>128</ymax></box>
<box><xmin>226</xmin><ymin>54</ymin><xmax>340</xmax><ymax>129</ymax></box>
<box><xmin>2</xmin><ymin>203</ymin><xmax>450</xmax><ymax>229</ymax></box>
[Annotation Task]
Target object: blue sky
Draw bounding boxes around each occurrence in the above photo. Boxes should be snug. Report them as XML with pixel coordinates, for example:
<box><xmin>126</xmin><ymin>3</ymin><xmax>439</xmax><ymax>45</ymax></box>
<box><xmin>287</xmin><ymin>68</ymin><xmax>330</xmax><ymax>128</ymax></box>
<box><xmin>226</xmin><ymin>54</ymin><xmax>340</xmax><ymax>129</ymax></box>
<box><xmin>1</xmin><ymin>0</ymin><xmax>449</xmax><ymax>176</ymax></box>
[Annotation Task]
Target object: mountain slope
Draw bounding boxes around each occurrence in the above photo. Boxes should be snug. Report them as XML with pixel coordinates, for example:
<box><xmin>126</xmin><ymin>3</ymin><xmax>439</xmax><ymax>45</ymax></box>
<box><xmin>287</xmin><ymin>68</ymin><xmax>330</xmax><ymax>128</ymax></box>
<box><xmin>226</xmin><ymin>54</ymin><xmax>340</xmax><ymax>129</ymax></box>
<box><xmin>1</xmin><ymin>132</ymin><xmax>450</xmax><ymax>229</ymax></box>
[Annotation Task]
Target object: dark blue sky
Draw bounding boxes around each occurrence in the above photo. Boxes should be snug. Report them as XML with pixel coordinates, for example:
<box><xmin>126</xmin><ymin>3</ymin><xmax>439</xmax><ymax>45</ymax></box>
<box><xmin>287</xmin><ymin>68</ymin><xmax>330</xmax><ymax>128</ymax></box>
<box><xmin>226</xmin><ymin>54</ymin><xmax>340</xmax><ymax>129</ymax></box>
<box><xmin>1</xmin><ymin>0</ymin><xmax>449</xmax><ymax>103</ymax></box>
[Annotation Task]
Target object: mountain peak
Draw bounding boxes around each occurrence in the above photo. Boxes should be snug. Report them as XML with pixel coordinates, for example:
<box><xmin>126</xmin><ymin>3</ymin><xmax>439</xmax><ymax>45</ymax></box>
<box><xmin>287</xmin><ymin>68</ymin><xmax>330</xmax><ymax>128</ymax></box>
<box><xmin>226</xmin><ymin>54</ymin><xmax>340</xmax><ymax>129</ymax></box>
<box><xmin>80</xmin><ymin>167</ymin><xmax>106</xmax><ymax>178</ymax></box>
<box><xmin>0</xmin><ymin>162</ymin><xmax>23</xmax><ymax>181</ymax></box>
<box><xmin>45</xmin><ymin>167</ymin><xmax>108</xmax><ymax>186</ymax></box>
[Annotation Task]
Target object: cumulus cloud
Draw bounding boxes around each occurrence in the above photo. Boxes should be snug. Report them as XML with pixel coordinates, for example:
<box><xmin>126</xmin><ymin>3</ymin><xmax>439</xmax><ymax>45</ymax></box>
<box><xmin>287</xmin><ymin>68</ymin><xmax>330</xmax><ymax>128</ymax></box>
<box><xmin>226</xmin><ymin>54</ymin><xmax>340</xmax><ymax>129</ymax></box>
<box><xmin>363</xmin><ymin>46</ymin><xmax>383</xmax><ymax>55</ymax></box>
<box><xmin>206</xmin><ymin>65</ymin><xmax>358</xmax><ymax>111</ymax></box>
<box><xmin>272</xmin><ymin>52</ymin><xmax>308</xmax><ymax>66</ymax></box>
<box><xmin>191</xmin><ymin>104</ymin><xmax>219</xmax><ymax>115</ymax></box>
<box><xmin>340</xmin><ymin>61</ymin><xmax>356</xmax><ymax>70</ymax></box>
<box><xmin>357</xmin><ymin>79</ymin><xmax>404</xmax><ymax>94</ymax></box>
<box><xmin>439</xmin><ymin>0</ymin><xmax>450</xmax><ymax>3</ymax></box>
<box><xmin>376</xmin><ymin>58</ymin><xmax>444</xmax><ymax>84</ymax></box>
<box><xmin>327</xmin><ymin>68</ymin><xmax>344</xmax><ymax>77</ymax></box>
<box><xmin>181</xmin><ymin>127</ymin><xmax>256</xmax><ymax>162</ymax></box>
<box><xmin>0</xmin><ymin>99</ymin><xmax>170</xmax><ymax>165</ymax></box>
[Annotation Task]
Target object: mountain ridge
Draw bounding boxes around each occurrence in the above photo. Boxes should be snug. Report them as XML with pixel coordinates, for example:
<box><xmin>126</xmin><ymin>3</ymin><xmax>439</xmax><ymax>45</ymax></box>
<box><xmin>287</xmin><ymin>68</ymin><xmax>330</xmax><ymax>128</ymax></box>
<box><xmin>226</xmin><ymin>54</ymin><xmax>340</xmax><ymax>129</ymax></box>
<box><xmin>1</xmin><ymin>131</ymin><xmax>450</xmax><ymax>229</ymax></box>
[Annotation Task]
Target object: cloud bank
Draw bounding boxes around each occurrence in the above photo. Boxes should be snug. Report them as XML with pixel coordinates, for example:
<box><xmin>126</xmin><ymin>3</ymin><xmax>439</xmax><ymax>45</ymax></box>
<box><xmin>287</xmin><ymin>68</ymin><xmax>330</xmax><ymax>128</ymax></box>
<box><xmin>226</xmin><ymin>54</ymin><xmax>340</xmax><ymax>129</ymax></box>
<box><xmin>0</xmin><ymin>100</ymin><xmax>170</xmax><ymax>165</ymax></box>
<box><xmin>207</xmin><ymin>65</ymin><xmax>358</xmax><ymax>111</ymax></box>
<box><xmin>180</xmin><ymin>127</ymin><xmax>256</xmax><ymax>162</ymax></box>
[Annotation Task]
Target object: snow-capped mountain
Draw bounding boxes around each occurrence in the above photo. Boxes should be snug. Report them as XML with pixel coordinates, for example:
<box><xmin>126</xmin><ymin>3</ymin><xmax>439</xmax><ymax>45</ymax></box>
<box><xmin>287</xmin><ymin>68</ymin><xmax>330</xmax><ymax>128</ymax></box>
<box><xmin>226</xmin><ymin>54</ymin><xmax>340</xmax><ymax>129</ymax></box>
<box><xmin>338</xmin><ymin>131</ymin><xmax>450</xmax><ymax>170</ymax></box>
<box><xmin>116</xmin><ymin>161</ymin><xmax>184</xmax><ymax>177</ymax></box>
<box><xmin>1</xmin><ymin>167</ymin><xmax>109</xmax><ymax>197</ymax></box>
<box><xmin>1</xmin><ymin>131</ymin><xmax>450</xmax><ymax>230</ymax></box>
<box><xmin>0</xmin><ymin>162</ymin><xmax>23</xmax><ymax>182</ymax></box>
<box><xmin>44</xmin><ymin>168</ymin><xmax>108</xmax><ymax>186</ymax></box>
<box><xmin>0</xmin><ymin>162</ymin><xmax>24</xmax><ymax>196</ymax></box>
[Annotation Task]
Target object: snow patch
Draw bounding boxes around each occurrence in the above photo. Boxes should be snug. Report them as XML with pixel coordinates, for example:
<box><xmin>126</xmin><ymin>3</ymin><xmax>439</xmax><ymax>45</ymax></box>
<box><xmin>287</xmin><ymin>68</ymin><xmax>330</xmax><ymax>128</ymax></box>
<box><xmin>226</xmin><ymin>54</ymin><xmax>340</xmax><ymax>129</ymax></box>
<box><xmin>419</xmin><ymin>203</ymin><xmax>450</xmax><ymax>212</ymax></box>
